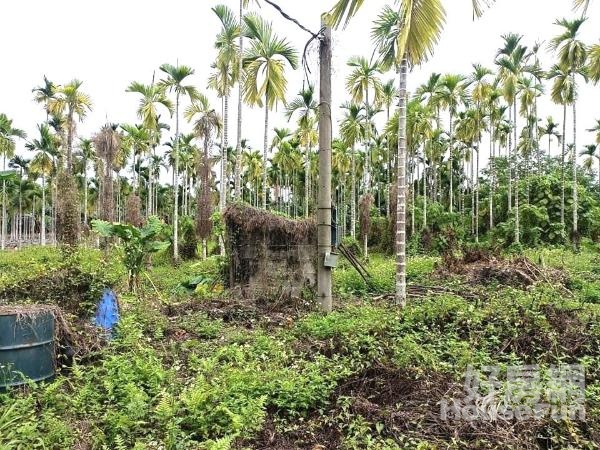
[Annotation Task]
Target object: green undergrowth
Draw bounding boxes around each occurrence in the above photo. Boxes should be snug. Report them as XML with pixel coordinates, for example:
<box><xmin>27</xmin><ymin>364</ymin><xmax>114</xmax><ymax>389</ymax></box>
<box><xmin>1</xmin><ymin>246</ymin><xmax>600</xmax><ymax>448</ymax></box>
<box><xmin>334</xmin><ymin>254</ymin><xmax>437</xmax><ymax>296</ymax></box>
<box><xmin>0</xmin><ymin>246</ymin><xmax>123</xmax><ymax>314</ymax></box>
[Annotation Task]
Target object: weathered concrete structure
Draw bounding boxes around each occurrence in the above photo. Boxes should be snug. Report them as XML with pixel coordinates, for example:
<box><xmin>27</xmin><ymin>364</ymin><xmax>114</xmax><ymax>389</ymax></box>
<box><xmin>224</xmin><ymin>204</ymin><xmax>317</xmax><ymax>299</ymax></box>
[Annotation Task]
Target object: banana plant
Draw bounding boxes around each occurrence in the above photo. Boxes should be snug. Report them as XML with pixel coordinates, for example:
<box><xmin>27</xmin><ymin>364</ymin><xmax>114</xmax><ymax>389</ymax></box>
<box><xmin>92</xmin><ymin>216</ymin><xmax>169</xmax><ymax>291</ymax></box>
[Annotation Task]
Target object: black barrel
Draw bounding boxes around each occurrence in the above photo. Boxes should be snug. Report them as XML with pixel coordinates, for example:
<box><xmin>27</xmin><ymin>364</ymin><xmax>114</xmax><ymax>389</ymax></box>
<box><xmin>0</xmin><ymin>308</ymin><xmax>55</xmax><ymax>389</ymax></box>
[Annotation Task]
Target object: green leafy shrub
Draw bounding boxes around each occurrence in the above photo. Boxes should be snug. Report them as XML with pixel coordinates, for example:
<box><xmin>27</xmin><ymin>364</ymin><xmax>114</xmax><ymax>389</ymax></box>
<box><xmin>0</xmin><ymin>247</ymin><xmax>122</xmax><ymax>315</ymax></box>
<box><xmin>180</xmin><ymin>215</ymin><xmax>198</xmax><ymax>261</ymax></box>
<box><xmin>368</xmin><ymin>215</ymin><xmax>393</xmax><ymax>254</ymax></box>
<box><xmin>93</xmin><ymin>216</ymin><xmax>170</xmax><ymax>290</ymax></box>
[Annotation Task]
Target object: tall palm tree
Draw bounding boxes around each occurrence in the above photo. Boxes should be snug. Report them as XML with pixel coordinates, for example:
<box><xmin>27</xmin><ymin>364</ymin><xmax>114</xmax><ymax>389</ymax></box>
<box><xmin>330</xmin><ymin>0</ymin><xmax>491</xmax><ymax>28</ymax></box>
<box><xmin>26</xmin><ymin>124</ymin><xmax>55</xmax><ymax>246</ymax></box>
<box><xmin>550</xmin><ymin>18</ymin><xmax>588</xmax><ymax>242</ymax></box>
<box><xmin>94</xmin><ymin>124</ymin><xmax>122</xmax><ymax>223</ymax></box>
<box><xmin>209</xmin><ymin>60</ymin><xmax>233</xmax><ymax>211</ymax></box>
<box><xmin>370</xmin><ymin>0</ymin><xmax>445</xmax><ymax>304</ymax></box>
<box><xmin>120</xmin><ymin>124</ymin><xmax>150</xmax><ymax>194</ymax></box>
<box><xmin>335</xmin><ymin>0</ymin><xmax>492</xmax><ymax>304</ymax></box>
<box><xmin>340</xmin><ymin>103</ymin><xmax>366</xmax><ymax>239</ymax></box>
<box><xmin>416</xmin><ymin>73</ymin><xmax>443</xmax><ymax>122</ymax></box>
<box><xmin>242</xmin><ymin>149</ymin><xmax>263</xmax><ymax>206</ymax></box>
<box><xmin>32</xmin><ymin>76</ymin><xmax>56</xmax><ymax>122</ymax></box>
<box><xmin>8</xmin><ymin>155</ymin><xmax>29</xmax><ymax>245</ymax></box>
<box><xmin>159</xmin><ymin>63</ymin><xmax>199</xmax><ymax>262</ymax></box>
<box><xmin>346</xmin><ymin>56</ymin><xmax>383</xmax><ymax>193</ymax></box>
<box><xmin>406</xmin><ymin>99</ymin><xmax>433</xmax><ymax>231</ymax></box>
<box><xmin>527</xmin><ymin>41</ymin><xmax>545</xmax><ymax>169</ymax></box>
<box><xmin>176</xmin><ymin>133</ymin><xmax>196</xmax><ymax>216</ymax></box>
<box><xmin>580</xmin><ymin>144</ymin><xmax>599</xmax><ymax>188</ymax></box>
<box><xmin>332</xmin><ymin>139</ymin><xmax>352</xmax><ymax>236</ymax></box>
<box><xmin>296</xmin><ymin>118</ymin><xmax>318</xmax><ymax>217</ymax></box>
<box><xmin>437</xmin><ymin>74</ymin><xmax>467</xmax><ymax>213</ymax></box>
<box><xmin>485</xmin><ymin>88</ymin><xmax>504</xmax><ymax>229</ymax></box>
<box><xmin>271</xmin><ymin>128</ymin><xmax>292</xmax><ymax>210</ymax></box>
<box><xmin>243</xmin><ymin>13</ymin><xmax>298</xmax><ymax>209</ymax></box>
<box><xmin>548</xmin><ymin>63</ymin><xmax>574</xmax><ymax>228</ymax></box>
<box><xmin>234</xmin><ymin>0</ymin><xmax>259</xmax><ymax>200</ymax></box>
<box><xmin>212</xmin><ymin>4</ymin><xmax>240</xmax><ymax>212</ymax></box>
<box><xmin>380</xmin><ymin>79</ymin><xmax>399</xmax><ymax>216</ymax></box>
<box><xmin>286</xmin><ymin>84</ymin><xmax>319</xmax><ymax>217</ymax></box>
<box><xmin>518</xmin><ymin>76</ymin><xmax>543</xmax><ymax>199</ymax></box>
<box><xmin>186</xmin><ymin>95</ymin><xmax>222</xmax><ymax>254</ymax></box>
<box><xmin>455</xmin><ymin>108</ymin><xmax>482</xmax><ymax>238</ymax></box>
<box><xmin>48</xmin><ymin>79</ymin><xmax>92</xmax><ymax>174</ymax></box>
<box><xmin>540</xmin><ymin>116</ymin><xmax>562</xmax><ymax>158</ymax></box>
<box><xmin>77</xmin><ymin>138</ymin><xmax>94</xmax><ymax>226</ymax></box>
<box><xmin>126</xmin><ymin>81</ymin><xmax>174</xmax><ymax>131</ymax></box>
<box><xmin>126</xmin><ymin>82</ymin><xmax>173</xmax><ymax>216</ymax></box>
<box><xmin>496</xmin><ymin>33</ymin><xmax>528</xmax><ymax>227</ymax></box>
<box><xmin>416</xmin><ymin>73</ymin><xmax>444</xmax><ymax>201</ymax></box>
<box><xmin>0</xmin><ymin>114</ymin><xmax>26</xmax><ymax>249</ymax></box>
<box><xmin>469</xmin><ymin>64</ymin><xmax>493</xmax><ymax>238</ymax></box>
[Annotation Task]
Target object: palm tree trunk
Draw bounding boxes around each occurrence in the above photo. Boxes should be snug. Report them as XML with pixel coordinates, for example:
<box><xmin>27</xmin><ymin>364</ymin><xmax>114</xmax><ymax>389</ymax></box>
<box><xmin>305</xmin><ymin>144</ymin><xmax>310</xmax><ymax>218</ymax></box>
<box><xmin>365</xmin><ymin>89</ymin><xmax>371</xmax><ymax>192</ymax></box>
<box><xmin>182</xmin><ymin>168</ymin><xmax>187</xmax><ymax>216</ymax></box>
<box><xmin>508</xmin><ymin>105</ymin><xmax>513</xmax><ymax>211</ymax></box>
<box><xmin>535</xmin><ymin>96</ymin><xmax>540</xmax><ymax>170</ymax></box>
<box><xmin>234</xmin><ymin>0</ymin><xmax>244</xmax><ymax>200</ymax></box>
<box><xmin>396</xmin><ymin>58</ymin><xmax>408</xmax><ymax>306</ymax></box>
<box><xmin>351</xmin><ymin>143</ymin><xmax>356</xmax><ymax>239</ymax></box>
<box><xmin>222</xmin><ymin>94</ymin><xmax>229</xmax><ymax>211</ymax></box>
<box><xmin>514</xmin><ymin>100</ymin><xmax>520</xmax><ymax>244</ymax></box>
<box><xmin>387</xmin><ymin>106</ymin><xmax>391</xmax><ymax>218</ymax></box>
<box><xmin>475</xmin><ymin>146</ymin><xmax>480</xmax><ymax>243</ymax></box>
<box><xmin>83</xmin><ymin>157</ymin><xmax>88</xmax><ymax>225</ymax></box>
<box><xmin>41</xmin><ymin>174</ymin><xmax>46</xmax><ymax>246</ymax></box>
<box><xmin>423</xmin><ymin>163</ymin><xmax>427</xmax><ymax>229</ymax></box>
<box><xmin>471</xmin><ymin>152</ymin><xmax>475</xmax><ymax>236</ymax></box>
<box><xmin>489</xmin><ymin>125</ymin><xmax>494</xmax><ymax>230</ymax></box>
<box><xmin>432</xmin><ymin>162</ymin><xmax>437</xmax><ymax>204</ymax></box>
<box><xmin>262</xmin><ymin>102</ymin><xmax>269</xmax><ymax>209</ymax></box>
<box><xmin>448</xmin><ymin>112</ymin><xmax>454</xmax><ymax>213</ymax></box>
<box><xmin>147</xmin><ymin>160</ymin><xmax>152</xmax><ymax>217</ymax></box>
<box><xmin>18</xmin><ymin>172</ymin><xmax>22</xmax><ymax>247</ymax></box>
<box><xmin>1</xmin><ymin>160</ymin><xmax>5</xmax><ymax>251</ymax></box>
<box><xmin>173</xmin><ymin>92</ymin><xmax>180</xmax><ymax>262</ymax></box>
<box><xmin>342</xmin><ymin>178</ymin><xmax>347</xmax><ymax>237</ymax></box>
<box><xmin>561</xmin><ymin>104</ymin><xmax>566</xmax><ymax>226</ymax></box>
<box><xmin>411</xmin><ymin>158</ymin><xmax>415</xmax><ymax>234</ymax></box>
<box><xmin>67</xmin><ymin>111</ymin><xmax>74</xmax><ymax>174</ymax></box>
<box><xmin>572</xmin><ymin>86</ymin><xmax>578</xmax><ymax>243</ymax></box>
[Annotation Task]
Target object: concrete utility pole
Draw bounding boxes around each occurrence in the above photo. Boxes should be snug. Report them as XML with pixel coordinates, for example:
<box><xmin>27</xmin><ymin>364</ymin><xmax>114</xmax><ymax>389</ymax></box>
<box><xmin>317</xmin><ymin>23</ymin><xmax>333</xmax><ymax>312</ymax></box>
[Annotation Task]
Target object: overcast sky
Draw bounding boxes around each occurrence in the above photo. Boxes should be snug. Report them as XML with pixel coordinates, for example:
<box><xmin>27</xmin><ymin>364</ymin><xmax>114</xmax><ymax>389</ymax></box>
<box><xmin>2</xmin><ymin>0</ymin><xmax>599</xmax><ymax>178</ymax></box>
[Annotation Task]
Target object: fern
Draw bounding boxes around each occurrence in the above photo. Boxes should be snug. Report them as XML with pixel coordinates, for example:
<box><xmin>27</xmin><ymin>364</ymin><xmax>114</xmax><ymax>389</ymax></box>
<box><xmin>113</xmin><ymin>435</ymin><xmax>127</xmax><ymax>450</ymax></box>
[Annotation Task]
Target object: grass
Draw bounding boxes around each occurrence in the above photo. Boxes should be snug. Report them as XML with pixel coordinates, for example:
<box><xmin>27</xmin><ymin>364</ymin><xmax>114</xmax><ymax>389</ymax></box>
<box><xmin>1</xmin><ymin>245</ymin><xmax>600</xmax><ymax>449</ymax></box>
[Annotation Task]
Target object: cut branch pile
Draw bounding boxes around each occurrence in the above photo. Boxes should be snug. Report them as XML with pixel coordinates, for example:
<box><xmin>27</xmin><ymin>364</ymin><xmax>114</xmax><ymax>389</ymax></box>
<box><xmin>372</xmin><ymin>283</ymin><xmax>481</xmax><ymax>301</ymax></box>
<box><xmin>436</xmin><ymin>248</ymin><xmax>569</xmax><ymax>290</ymax></box>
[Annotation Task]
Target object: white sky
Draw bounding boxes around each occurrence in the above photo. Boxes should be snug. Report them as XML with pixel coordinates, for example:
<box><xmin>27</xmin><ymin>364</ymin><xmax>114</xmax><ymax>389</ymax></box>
<box><xmin>2</xmin><ymin>0</ymin><xmax>599</xmax><ymax>179</ymax></box>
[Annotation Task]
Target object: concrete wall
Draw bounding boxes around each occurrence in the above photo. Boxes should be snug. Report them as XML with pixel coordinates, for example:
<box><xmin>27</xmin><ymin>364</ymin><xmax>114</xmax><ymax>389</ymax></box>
<box><xmin>227</xmin><ymin>213</ymin><xmax>317</xmax><ymax>299</ymax></box>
